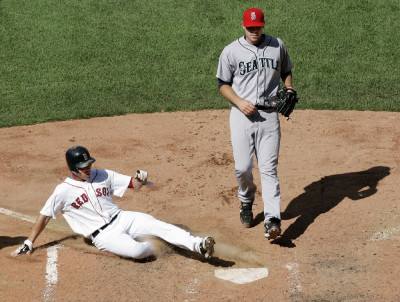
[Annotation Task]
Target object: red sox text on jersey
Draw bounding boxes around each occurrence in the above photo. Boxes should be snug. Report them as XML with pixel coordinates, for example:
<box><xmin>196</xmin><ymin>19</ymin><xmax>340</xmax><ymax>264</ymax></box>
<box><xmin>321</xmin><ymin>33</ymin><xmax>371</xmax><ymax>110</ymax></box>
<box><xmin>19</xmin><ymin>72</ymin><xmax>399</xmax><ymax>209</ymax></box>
<box><xmin>71</xmin><ymin>187</ymin><xmax>111</xmax><ymax>209</ymax></box>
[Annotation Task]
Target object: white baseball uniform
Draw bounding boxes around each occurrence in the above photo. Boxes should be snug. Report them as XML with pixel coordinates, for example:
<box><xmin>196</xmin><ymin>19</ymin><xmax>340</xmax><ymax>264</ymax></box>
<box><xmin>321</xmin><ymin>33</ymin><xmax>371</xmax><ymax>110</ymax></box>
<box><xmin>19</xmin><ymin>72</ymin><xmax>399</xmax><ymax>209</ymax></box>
<box><xmin>40</xmin><ymin>168</ymin><xmax>204</xmax><ymax>259</ymax></box>
<box><xmin>216</xmin><ymin>34</ymin><xmax>293</xmax><ymax>221</ymax></box>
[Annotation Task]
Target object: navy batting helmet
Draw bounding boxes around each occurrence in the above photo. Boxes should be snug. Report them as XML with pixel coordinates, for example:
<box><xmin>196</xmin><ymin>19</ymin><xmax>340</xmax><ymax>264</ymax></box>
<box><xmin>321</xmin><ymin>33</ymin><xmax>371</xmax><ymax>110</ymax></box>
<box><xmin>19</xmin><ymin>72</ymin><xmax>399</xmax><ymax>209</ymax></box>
<box><xmin>65</xmin><ymin>146</ymin><xmax>96</xmax><ymax>172</ymax></box>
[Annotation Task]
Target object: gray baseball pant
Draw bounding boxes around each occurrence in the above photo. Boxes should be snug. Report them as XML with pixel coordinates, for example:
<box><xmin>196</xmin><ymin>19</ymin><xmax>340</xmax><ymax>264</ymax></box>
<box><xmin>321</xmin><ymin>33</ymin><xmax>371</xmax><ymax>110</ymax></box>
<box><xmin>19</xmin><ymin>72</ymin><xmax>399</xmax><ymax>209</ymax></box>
<box><xmin>229</xmin><ymin>106</ymin><xmax>281</xmax><ymax>221</ymax></box>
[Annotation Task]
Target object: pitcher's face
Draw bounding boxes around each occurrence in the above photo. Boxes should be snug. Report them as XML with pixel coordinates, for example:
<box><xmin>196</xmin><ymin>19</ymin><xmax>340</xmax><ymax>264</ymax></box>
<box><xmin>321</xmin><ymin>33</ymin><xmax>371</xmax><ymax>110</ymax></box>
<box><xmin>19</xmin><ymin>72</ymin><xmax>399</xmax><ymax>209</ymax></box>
<box><xmin>243</xmin><ymin>26</ymin><xmax>264</xmax><ymax>45</ymax></box>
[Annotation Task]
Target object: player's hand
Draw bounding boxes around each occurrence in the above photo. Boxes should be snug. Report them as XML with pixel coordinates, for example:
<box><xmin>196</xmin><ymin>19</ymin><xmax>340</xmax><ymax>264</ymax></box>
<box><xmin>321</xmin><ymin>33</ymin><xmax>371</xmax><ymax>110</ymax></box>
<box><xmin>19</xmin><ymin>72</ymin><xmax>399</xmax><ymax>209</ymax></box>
<box><xmin>11</xmin><ymin>239</ymin><xmax>33</xmax><ymax>257</ymax></box>
<box><xmin>237</xmin><ymin>100</ymin><xmax>257</xmax><ymax>116</ymax></box>
<box><xmin>135</xmin><ymin>170</ymin><xmax>148</xmax><ymax>185</ymax></box>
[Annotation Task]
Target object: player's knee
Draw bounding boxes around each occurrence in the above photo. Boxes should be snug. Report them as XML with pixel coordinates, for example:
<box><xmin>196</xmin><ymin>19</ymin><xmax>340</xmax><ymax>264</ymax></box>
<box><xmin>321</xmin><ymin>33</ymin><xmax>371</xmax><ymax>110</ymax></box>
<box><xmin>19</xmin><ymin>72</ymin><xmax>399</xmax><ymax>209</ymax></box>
<box><xmin>129</xmin><ymin>242</ymin><xmax>154</xmax><ymax>259</ymax></box>
<box><xmin>235</xmin><ymin>164</ymin><xmax>252</xmax><ymax>177</ymax></box>
<box><xmin>259</xmin><ymin>162</ymin><xmax>278</xmax><ymax>176</ymax></box>
<box><xmin>259</xmin><ymin>168</ymin><xmax>277</xmax><ymax>177</ymax></box>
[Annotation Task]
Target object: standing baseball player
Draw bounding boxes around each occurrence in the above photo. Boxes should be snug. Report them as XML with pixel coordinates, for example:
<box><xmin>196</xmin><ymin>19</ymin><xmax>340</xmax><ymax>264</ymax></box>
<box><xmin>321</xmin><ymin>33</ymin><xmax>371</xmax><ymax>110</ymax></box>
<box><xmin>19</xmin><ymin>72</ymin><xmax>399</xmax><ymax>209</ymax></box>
<box><xmin>13</xmin><ymin>145</ymin><xmax>215</xmax><ymax>260</ymax></box>
<box><xmin>216</xmin><ymin>7</ymin><xmax>296</xmax><ymax>239</ymax></box>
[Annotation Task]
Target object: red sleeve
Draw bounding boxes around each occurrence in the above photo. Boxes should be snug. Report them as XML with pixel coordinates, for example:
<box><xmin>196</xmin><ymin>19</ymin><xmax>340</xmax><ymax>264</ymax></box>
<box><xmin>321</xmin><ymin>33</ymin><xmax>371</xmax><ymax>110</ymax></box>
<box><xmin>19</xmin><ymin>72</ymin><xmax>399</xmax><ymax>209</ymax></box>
<box><xmin>128</xmin><ymin>177</ymin><xmax>135</xmax><ymax>189</ymax></box>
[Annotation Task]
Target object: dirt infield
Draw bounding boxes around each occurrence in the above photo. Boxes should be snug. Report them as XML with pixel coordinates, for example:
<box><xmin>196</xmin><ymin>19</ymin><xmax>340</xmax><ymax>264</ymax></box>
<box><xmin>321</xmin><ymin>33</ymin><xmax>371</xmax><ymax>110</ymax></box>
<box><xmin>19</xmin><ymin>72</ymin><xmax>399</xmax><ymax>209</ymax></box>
<box><xmin>0</xmin><ymin>109</ymin><xmax>399</xmax><ymax>302</ymax></box>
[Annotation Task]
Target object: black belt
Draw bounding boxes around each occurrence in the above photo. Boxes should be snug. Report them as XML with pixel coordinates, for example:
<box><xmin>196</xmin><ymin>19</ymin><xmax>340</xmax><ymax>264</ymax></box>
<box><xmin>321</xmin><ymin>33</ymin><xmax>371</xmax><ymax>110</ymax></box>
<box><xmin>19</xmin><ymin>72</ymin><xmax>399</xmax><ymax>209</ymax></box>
<box><xmin>255</xmin><ymin>105</ymin><xmax>277</xmax><ymax>111</ymax></box>
<box><xmin>91</xmin><ymin>213</ymin><xmax>119</xmax><ymax>238</ymax></box>
<box><xmin>255</xmin><ymin>96</ymin><xmax>279</xmax><ymax>111</ymax></box>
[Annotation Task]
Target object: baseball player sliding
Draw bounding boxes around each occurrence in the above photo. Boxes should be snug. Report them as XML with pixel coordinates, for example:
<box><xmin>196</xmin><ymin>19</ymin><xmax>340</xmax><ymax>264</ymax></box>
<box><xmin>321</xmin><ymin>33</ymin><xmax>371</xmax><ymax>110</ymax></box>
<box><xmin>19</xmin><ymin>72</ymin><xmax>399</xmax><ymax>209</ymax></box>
<box><xmin>13</xmin><ymin>145</ymin><xmax>215</xmax><ymax>260</ymax></box>
<box><xmin>216</xmin><ymin>8</ymin><xmax>297</xmax><ymax>239</ymax></box>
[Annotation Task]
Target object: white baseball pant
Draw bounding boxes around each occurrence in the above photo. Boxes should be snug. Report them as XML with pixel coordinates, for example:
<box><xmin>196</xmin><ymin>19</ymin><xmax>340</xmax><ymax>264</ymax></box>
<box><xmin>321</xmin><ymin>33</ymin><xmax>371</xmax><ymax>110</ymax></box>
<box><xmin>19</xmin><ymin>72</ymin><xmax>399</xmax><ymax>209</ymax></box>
<box><xmin>91</xmin><ymin>211</ymin><xmax>203</xmax><ymax>259</ymax></box>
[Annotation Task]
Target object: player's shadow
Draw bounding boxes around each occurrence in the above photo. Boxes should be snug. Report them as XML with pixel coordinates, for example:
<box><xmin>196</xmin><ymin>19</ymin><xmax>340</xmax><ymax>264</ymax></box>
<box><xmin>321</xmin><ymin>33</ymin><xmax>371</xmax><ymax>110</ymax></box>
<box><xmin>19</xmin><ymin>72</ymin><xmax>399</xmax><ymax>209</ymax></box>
<box><xmin>163</xmin><ymin>225</ymin><xmax>236</xmax><ymax>267</ymax></box>
<box><xmin>0</xmin><ymin>236</ymin><xmax>27</xmax><ymax>250</ymax></box>
<box><xmin>169</xmin><ymin>245</ymin><xmax>235</xmax><ymax>267</ymax></box>
<box><xmin>271</xmin><ymin>166</ymin><xmax>390</xmax><ymax>248</ymax></box>
<box><xmin>34</xmin><ymin>235</ymin><xmax>81</xmax><ymax>251</ymax></box>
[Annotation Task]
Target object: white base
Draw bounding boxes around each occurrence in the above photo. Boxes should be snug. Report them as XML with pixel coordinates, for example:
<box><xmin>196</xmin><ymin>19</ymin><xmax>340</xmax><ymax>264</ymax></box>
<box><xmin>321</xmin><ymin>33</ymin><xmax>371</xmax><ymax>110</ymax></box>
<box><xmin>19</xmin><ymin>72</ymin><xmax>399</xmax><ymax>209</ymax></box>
<box><xmin>214</xmin><ymin>267</ymin><xmax>269</xmax><ymax>284</ymax></box>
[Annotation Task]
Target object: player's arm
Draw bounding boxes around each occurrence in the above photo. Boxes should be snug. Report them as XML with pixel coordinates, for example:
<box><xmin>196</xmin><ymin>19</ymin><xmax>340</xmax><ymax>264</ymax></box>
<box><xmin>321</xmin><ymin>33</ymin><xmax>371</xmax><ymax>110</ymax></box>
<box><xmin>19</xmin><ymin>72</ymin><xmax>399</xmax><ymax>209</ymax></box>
<box><xmin>281</xmin><ymin>71</ymin><xmax>294</xmax><ymax>91</ymax></box>
<box><xmin>218</xmin><ymin>81</ymin><xmax>256</xmax><ymax>116</ymax></box>
<box><xmin>128</xmin><ymin>170</ymin><xmax>148</xmax><ymax>191</ymax></box>
<box><xmin>29</xmin><ymin>214</ymin><xmax>51</xmax><ymax>243</ymax></box>
<box><xmin>348</xmin><ymin>185</ymin><xmax>377</xmax><ymax>200</ymax></box>
<box><xmin>12</xmin><ymin>214</ymin><xmax>51</xmax><ymax>256</ymax></box>
<box><xmin>128</xmin><ymin>177</ymin><xmax>142</xmax><ymax>191</ymax></box>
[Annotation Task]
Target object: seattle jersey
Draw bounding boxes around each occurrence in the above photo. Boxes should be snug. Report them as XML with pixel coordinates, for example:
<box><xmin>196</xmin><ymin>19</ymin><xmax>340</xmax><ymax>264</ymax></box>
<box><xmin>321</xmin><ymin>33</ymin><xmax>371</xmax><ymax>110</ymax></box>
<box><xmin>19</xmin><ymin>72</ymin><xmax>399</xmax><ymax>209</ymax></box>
<box><xmin>216</xmin><ymin>34</ymin><xmax>292</xmax><ymax>105</ymax></box>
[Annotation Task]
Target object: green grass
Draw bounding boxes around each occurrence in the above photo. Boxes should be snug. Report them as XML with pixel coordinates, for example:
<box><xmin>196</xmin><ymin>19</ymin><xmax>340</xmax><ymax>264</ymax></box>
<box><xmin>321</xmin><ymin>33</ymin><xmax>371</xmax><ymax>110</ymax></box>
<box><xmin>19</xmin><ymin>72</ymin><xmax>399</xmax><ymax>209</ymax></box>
<box><xmin>1</xmin><ymin>0</ymin><xmax>399</xmax><ymax>127</ymax></box>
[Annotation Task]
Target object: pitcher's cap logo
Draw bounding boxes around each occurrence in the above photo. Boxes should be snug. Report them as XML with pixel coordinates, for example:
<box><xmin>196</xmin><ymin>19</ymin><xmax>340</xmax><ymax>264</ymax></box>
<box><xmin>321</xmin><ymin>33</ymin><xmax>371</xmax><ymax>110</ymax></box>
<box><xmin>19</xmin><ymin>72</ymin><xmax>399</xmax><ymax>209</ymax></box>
<box><xmin>251</xmin><ymin>12</ymin><xmax>256</xmax><ymax>21</ymax></box>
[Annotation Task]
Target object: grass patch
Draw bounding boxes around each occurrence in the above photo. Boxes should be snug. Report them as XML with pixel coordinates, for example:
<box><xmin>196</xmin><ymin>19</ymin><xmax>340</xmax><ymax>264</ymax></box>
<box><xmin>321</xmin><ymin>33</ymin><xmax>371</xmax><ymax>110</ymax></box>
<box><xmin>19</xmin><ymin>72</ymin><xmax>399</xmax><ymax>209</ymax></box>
<box><xmin>0</xmin><ymin>0</ymin><xmax>399</xmax><ymax>127</ymax></box>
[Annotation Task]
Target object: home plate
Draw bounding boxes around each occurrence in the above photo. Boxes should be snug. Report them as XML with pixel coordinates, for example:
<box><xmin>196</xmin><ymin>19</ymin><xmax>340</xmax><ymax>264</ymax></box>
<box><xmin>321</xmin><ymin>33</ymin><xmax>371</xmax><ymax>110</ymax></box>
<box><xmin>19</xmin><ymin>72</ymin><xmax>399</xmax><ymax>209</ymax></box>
<box><xmin>214</xmin><ymin>268</ymin><xmax>269</xmax><ymax>284</ymax></box>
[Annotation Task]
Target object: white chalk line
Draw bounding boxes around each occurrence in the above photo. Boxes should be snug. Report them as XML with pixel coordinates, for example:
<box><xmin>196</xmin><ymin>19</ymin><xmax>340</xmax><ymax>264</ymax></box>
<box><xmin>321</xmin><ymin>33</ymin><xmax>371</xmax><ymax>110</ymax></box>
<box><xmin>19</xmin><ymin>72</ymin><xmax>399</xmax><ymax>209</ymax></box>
<box><xmin>183</xmin><ymin>277</ymin><xmax>199</xmax><ymax>302</ymax></box>
<box><xmin>0</xmin><ymin>207</ymin><xmax>60</xmax><ymax>302</ymax></box>
<box><xmin>369</xmin><ymin>225</ymin><xmax>400</xmax><ymax>241</ymax></box>
<box><xmin>286</xmin><ymin>262</ymin><xmax>302</xmax><ymax>298</ymax></box>
<box><xmin>43</xmin><ymin>245</ymin><xmax>61</xmax><ymax>302</ymax></box>
<box><xmin>0</xmin><ymin>207</ymin><xmax>36</xmax><ymax>223</ymax></box>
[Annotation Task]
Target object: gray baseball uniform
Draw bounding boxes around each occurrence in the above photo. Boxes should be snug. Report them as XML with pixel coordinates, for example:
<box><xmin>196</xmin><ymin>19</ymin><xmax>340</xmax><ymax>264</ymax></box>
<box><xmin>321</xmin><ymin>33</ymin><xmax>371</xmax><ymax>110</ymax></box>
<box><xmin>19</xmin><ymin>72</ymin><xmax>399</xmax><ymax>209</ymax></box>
<box><xmin>217</xmin><ymin>34</ymin><xmax>292</xmax><ymax>221</ymax></box>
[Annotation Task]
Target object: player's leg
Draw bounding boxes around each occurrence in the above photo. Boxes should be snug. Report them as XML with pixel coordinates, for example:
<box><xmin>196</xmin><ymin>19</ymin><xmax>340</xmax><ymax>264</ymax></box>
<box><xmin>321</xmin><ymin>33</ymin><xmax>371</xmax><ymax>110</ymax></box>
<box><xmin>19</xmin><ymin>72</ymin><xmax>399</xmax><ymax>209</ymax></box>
<box><xmin>230</xmin><ymin>107</ymin><xmax>257</xmax><ymax>203</ymax></box>
<box><xmin>120</xmin><ymin>211</ymin><xmax>214</xmax><ymax>258</ymax></box>
<box><xmin>230</xmin><ymin>107</ymin><xmax>257</xmax><ymax>227</ymax></box>
<box><xmin>256</xmin><ymin>112</ymin><xmax>282</xmax><ymax>238</ymax></box>
<box><xmin>91</xmin><ymin>227</ymin><xmax>154</xmax><ymax>259</ymax></box>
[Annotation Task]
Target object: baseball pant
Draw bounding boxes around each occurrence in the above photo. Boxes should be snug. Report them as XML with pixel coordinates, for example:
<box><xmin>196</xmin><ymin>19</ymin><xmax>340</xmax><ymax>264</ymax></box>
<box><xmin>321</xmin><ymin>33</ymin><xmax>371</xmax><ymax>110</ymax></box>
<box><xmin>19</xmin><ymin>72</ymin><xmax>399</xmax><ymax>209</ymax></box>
<box><xmin>229</xmin><ymin>106</ymin><xmax>281</xmax><ymax>221</ymax></box>
<box><xmin>91</xmin><ymin>211</ymin><xmax>203</xmax><ymax>259</ymax></box>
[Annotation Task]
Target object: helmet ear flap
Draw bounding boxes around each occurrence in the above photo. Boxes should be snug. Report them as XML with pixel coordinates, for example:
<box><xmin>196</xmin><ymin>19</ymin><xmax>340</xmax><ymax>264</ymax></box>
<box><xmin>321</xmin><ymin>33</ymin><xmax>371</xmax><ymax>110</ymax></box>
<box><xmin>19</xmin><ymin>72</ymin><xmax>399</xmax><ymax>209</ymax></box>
<box><xmin>66</xmin><ymin>149</ymin><xmax>79</xmax><ymax>172</ymax></box>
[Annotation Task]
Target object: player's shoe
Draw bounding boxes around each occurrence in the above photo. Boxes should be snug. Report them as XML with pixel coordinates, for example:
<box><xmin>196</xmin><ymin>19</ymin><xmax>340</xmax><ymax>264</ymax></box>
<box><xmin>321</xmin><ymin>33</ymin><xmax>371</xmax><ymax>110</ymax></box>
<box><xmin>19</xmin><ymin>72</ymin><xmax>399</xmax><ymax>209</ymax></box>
<box><xmin>240</xmin><ymin>202</ymin><xmax>253</xmax><ymax>228</ymax></box>
<box><xmin>264</xmin><ymin>217</ymin><xmax>281</xmax><ymax>240</ymax></box>
<box><xmin>200</xmin><ymin>236</ymin><xmax>215</xmax><ymax>259</ymax></box>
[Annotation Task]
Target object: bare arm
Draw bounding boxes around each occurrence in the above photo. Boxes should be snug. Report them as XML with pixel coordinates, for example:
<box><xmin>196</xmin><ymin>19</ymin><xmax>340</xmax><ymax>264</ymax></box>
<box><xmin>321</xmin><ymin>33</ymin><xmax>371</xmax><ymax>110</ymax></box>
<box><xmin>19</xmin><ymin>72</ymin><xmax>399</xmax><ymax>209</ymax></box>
<box><xmin>128</xmin><ymin>177</ymin><xmax>143</xmax><ymax>191</ymax></box>
<box><xmin>128</xmin><ymin>170</ymin><xmax>148</xmax><ymax>191</ymax></box>
<box><xmin>12</xmin><ymin>214</ymin><xmax>51</xmax><ymax>256</ymax></box>
<box><xmin>28</xmin><ymin>214</ymin><xmax>51</xmax><ymax>244</ymax></box>
<box><xmin>281</xmin><ymin>71</ymin><xmax>294</xmax><ymax>90</ymax></box>
<box><xmin>219</xmin><ymin>84</ymin><xmax>256</xmax><ymax>116</ymax></box>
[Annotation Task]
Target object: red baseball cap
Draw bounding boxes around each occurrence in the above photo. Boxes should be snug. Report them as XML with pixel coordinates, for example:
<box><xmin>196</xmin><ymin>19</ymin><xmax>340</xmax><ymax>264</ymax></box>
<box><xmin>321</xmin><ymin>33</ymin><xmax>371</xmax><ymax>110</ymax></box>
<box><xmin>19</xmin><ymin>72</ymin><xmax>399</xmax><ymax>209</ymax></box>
<box><xmin>242</xmin><ymin>7</ymin><xmax>265</xmax><ymax>27</ymax></box>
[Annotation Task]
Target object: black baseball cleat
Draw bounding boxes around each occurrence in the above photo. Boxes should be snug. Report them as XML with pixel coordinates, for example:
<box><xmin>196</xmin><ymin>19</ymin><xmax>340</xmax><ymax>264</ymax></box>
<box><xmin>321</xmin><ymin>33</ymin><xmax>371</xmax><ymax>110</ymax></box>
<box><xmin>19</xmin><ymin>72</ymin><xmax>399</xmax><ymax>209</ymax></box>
<box><xmin>264</xmin><ymin>217</ymin><xmax>281</xmax><ymax>240</ymax></box>
<box><xmin>240</xmin><ymin>202</ymin><xmax>253</xmax><ymax>228</ymax></box>
<box><xmin>200</xmin><ymin>236</ymin><xmax>215</xmax><ymax>259</ymax></box>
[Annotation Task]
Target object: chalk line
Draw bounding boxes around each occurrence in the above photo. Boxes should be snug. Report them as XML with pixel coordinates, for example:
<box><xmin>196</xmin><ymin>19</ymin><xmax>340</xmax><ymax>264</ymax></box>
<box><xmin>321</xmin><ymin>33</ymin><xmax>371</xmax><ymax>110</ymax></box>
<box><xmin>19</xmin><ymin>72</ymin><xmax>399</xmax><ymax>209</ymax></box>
<box><xmin>286</xmin><ymin>262</ymin><xmax>302</xmax><ymax>298</ymax></box>
<box><xmin>369</xmin><ymin>225</ymin><xmax>400</xmax><ymax>241</ymax></box>
<box><xmin>0</xmin><ymin>207</ymin><xmax>60</xmax><ymax>302</ymax></box>
<box><xmin>43</xmin><ymin>245</ymin><xmax>60</xmax><ymax>302</ymax></box>
<box><xmin>183</xmin><ymin>277</ymin><xmax>199</xmax><ymax>302</ymax></box>
<box><xmin>0</xmin><ymin>207</ymin><xmax>36</xmax><ymax>223</ymax></box>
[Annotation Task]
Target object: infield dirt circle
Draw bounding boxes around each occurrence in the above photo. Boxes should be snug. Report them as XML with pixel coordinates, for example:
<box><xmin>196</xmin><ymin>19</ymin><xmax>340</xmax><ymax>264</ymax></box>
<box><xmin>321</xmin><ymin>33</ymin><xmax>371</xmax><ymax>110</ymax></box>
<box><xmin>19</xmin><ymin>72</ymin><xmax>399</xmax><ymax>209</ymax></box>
<box><xmin>0</xmin><ymin>109</ymin><xmax>399</xmax><ymax>301</ymax></box>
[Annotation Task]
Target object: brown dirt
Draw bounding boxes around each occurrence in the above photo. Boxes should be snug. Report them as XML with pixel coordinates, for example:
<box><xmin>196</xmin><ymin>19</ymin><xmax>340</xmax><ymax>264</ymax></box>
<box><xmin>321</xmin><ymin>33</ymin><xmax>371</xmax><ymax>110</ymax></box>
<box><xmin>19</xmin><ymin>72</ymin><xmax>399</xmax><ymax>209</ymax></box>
<box><xmin>0</xmin><ymin>109</ymin><xmax>399</xmax><ymax>302</ymax></box>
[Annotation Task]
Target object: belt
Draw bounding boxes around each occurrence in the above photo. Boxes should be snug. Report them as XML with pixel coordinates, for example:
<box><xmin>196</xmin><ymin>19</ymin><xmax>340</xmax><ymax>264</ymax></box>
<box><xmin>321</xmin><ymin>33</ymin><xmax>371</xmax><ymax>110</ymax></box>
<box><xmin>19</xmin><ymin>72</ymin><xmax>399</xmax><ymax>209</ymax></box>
<box><xmin>255</xmin><ymin>96</ymin><xmax>279</xmax><ymax>111</ymax></box>
<box><xmin>255</xmin><ymin>105</ymin><xmax>277</xmax><ymax>111</ymax></box>
<box><xmin>91</xmin><ymin>213</ymin><xmax>119</xmax><ymax>238</ymax></box>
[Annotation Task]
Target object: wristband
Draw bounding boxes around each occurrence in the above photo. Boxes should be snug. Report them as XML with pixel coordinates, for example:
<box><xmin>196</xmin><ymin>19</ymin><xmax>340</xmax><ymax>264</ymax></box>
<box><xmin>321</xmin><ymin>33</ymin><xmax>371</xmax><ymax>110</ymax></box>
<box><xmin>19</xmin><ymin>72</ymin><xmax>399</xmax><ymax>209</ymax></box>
<box><xmin>24</xmin><ymin>239</ymin><xmax>33</xmax><ymax>251</ymax></box>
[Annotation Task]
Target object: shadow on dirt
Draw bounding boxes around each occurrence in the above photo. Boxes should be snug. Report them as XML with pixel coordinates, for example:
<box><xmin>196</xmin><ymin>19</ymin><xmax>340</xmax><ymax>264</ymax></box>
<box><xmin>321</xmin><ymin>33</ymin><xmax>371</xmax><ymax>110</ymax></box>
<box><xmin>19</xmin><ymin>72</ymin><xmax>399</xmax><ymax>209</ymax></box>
<box><xmin>35</xmin><ymin>234</ymin><xmax>81</xmax><ymax>250</ymax></box>
<box><xmin>0</xmin><ymin>236</ymin><xmax>27</xmax><ymax>249</ymax></box>
<box><xmin>272</xmin><ymin>165</ymin><xmax>391</xmax><ymax>248</ymax></box>
<box><xmin>253</xmin><ymin>212</ymin><xmax>265</xmax><ymax>227</ymax></box>
<box><xmin>170</xmin><ymin>245</ymin><xmax>235</xmax><ymax>267</ymax></box>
